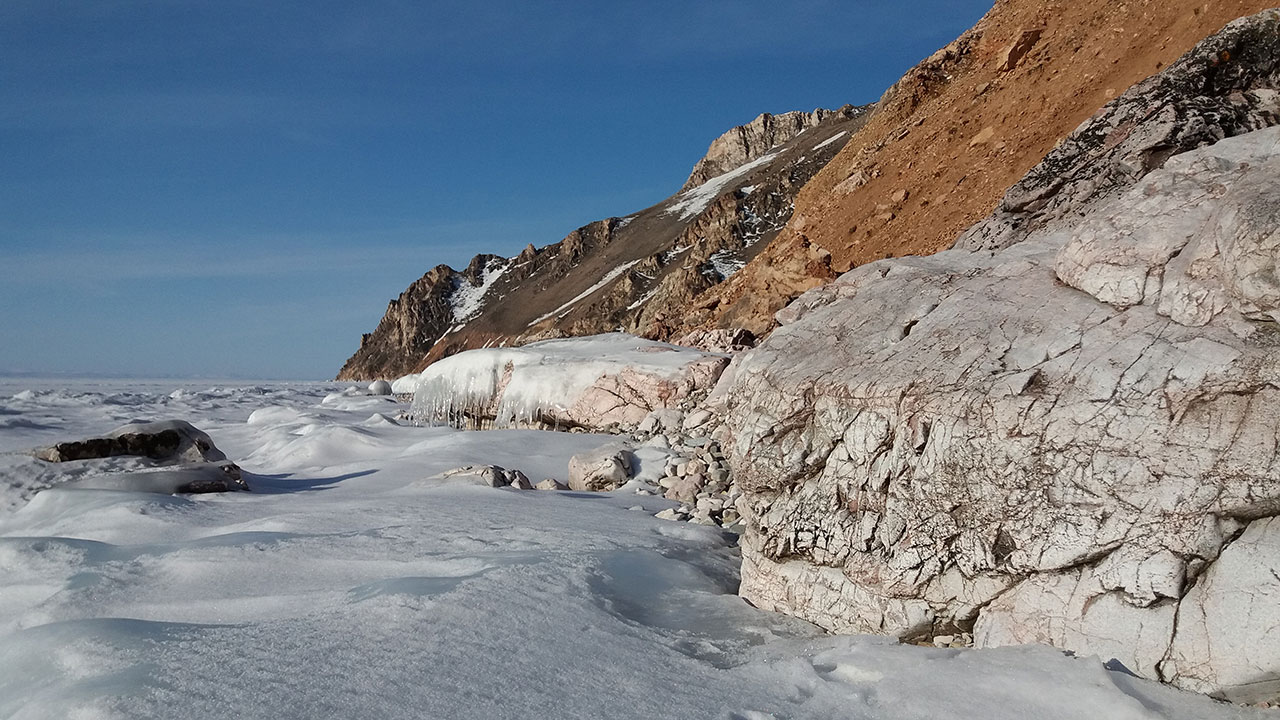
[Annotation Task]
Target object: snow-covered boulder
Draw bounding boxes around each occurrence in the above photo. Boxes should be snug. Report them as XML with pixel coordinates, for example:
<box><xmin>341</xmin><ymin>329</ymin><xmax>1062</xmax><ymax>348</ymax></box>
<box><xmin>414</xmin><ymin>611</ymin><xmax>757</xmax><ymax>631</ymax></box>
<box><xmin>32</xmin><ymin>420</ymin><xmax>247</xmax><ymax>495</ymax></box>
<box><xmin>368</xmin><ymin>379</ymin><xmax>393</xmax><ymax>396</ymax></box>
<box><xmin>720</xmin><ymin>128</ymin><xmax>1280</xmax><ymax>700</ymax></box>
<box><xmin>36</xmin><ymin>419</ymin><xmax>228</xmax><ymax>464</ymax></box>
<box><xmin>400</xmin><ymin>334</ymin><xmax>729</xmax><ymax>432</ymax></box>
<box><xmin>425</xmin><ymin>465</ymin><xmax>533</xmax><ymax>489</ymax></box>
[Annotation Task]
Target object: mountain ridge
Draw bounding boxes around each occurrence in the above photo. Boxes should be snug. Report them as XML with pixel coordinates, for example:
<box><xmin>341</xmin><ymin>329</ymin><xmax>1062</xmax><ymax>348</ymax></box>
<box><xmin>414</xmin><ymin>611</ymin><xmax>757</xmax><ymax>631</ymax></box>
<box><xmin>337</xmin><ymin>106</ymin><xmax>869</xmax><ymax>381</ymax></box>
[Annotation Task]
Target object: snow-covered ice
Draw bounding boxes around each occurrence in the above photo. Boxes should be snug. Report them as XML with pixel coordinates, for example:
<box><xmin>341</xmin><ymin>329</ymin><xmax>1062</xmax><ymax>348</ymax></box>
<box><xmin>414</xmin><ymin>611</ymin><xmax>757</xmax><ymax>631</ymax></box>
<box><xmin>0</xmin><ymin>378</ymin><xmax>1263</xmax><ymax>719</ymax></box>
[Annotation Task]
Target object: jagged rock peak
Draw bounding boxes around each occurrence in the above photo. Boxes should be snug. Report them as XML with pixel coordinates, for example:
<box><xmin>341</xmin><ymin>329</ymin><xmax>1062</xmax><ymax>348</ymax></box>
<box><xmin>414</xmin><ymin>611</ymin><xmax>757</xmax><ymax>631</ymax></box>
<box><xmin>681</xmin><ymin>107</ymin><xmax>854</xmax><ymax>191</ymax></box>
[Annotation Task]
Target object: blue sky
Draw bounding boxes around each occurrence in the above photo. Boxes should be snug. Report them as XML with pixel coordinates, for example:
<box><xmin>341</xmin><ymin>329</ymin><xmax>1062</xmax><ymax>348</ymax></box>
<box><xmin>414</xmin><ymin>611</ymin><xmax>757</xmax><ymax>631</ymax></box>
<box><xmin>0</xmin><ymin>0</ymin><xmax>992</xmax><ymax>380</ymax></box>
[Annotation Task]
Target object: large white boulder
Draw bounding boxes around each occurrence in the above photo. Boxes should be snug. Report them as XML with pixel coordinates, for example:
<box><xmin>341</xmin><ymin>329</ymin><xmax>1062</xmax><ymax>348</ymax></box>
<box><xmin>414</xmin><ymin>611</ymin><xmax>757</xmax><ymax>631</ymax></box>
<box><xmin>720</xmin><ymin>127</ymin><xmax>1280</xmax><ymax>699</ymax></box>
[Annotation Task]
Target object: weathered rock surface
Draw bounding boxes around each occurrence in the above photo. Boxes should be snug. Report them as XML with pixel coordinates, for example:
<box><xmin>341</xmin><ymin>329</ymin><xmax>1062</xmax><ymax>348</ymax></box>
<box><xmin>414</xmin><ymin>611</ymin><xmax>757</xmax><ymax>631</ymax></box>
<box><xmin>958</xmin><ymin>8</ymin><xmax>1280</xmax><ymax>252</ymax></box>
<box><xmin>721</xmin><ymin>127</ymin><xmax>1280</xmax><ymax>700</ymax></box>
<box><xmin>1166</xmin><ymin>516</ymin><xmax>1280</xmax><ymax>703</ymax></box>
<box><xmin>568</xmin><ymin>444</ymin><xmax>634</xmax><ymax>492</ymax></box>
<box><xmin>681</xmin><ymin>1</ymin><xmax>1280</xmax><ymax>339</ymax></box>
<box><xmin>680</xmin><ymin>110</ymin><xmax>832</xmax><ymax>191</ymax></box>
<box><xmin>337</xmin><ymin>107</ymin><xmax>869</xmax><ymax>381</ymax></box>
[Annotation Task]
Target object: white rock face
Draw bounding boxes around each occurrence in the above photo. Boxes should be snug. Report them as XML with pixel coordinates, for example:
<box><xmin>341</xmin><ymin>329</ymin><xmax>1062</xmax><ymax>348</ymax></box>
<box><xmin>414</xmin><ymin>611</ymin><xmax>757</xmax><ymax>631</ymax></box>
<box><xmin>721</xmin><ymin>128</ymin><xmax>1280</xmax><ymax>699</ymax></box>
<box><xmin>568</xmin><ymin>443</ymin><xmax>635</xmax><ymax>492</ymax></box>
<box><xmin>1166</xmin><ymin>516</ymin><xmax>1280</xmax><ymax>703</ymax></box>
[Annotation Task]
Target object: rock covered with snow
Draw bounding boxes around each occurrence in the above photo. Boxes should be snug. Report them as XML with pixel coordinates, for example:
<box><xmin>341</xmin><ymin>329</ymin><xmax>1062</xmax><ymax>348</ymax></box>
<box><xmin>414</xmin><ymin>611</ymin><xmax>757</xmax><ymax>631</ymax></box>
<box><xmin>719</xmin><ymin>127</ymin><xmax>1280</xmax><ymax>701</ymax></box>
<box><xmin>33</xmin><ymin>419</ymin><xmax>247</xmax><ymax>494</ymax></box>
<box><xmin>425</xmin><ymin>464</ymin><xmax>536</xmax><ymax>490</ymax></box>
<box><xmin>36</xmin><ymin>419</ymin><xmax>227</xmax><ymax>464</ymax></box>
<box><xmin>368</xmin><ymin>380</ymin><xmax>393</xmax><ymax>395</ymax></box>
<box><xmin>401</xmin><ymin>334</ymin><xmax>729</xmax><ymax>432</ymax></box>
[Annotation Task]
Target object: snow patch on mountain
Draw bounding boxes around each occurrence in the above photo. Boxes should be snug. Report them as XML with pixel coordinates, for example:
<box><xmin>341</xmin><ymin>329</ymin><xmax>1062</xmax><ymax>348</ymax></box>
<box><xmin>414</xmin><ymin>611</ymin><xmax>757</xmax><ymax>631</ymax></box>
<box><xmin>451</xmin><ymin>258</ymin><xmax>511</xmax><ymax>322</ymax></box>
<box><xmin>528</xmin><ymin>259</ymin><xmax>642</xmax><ymax>327</ymax></box>
<box><xmin>666</xmin><ymin>152</ymin><xmax>780</xmax><ymax>221</ymax></box>
<box><xmin>813</xmin><ymin>130</ymin><xmax>848</xmax><ymax>150</ymax></box>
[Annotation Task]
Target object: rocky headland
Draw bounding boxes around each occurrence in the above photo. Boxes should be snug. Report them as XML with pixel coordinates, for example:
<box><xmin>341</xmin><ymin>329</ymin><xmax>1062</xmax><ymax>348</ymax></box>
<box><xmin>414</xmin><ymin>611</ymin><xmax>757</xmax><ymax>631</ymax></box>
<box><xmin>342</xmin><ymin>0</ymin><xmax>1280</xmax><ymax>706</ymax></box>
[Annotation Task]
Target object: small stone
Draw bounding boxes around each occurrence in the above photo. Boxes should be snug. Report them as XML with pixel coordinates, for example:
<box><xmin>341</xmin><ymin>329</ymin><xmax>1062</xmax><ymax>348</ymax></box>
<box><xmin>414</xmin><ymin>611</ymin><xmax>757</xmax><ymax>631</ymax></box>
<box><xmin>683</xmin><ymin>409</ymin><xmax>713</xmax><ymax>430</ymax></box>
<box><xmin>933</xmin><ymin>635</ymin><xmax>955</xmax><ymax>647</ymax></box>
<box><xmin>535</xmin><ymin>478</ymin><xmax>568</xmax><ymax>491</ymax></box>
<box><xmin>655</xmin><ymin>508</ymin><xmax>683</xmax><ymax>521</ymax></box>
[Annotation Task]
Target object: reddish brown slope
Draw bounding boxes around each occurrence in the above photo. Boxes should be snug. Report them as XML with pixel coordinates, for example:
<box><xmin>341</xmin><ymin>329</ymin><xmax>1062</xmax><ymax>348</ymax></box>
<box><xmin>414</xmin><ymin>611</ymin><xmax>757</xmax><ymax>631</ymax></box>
<box><xmin>686</xmin><ymin>0</ymin><xmax>1278</xmax><ymax>336</ymax></box>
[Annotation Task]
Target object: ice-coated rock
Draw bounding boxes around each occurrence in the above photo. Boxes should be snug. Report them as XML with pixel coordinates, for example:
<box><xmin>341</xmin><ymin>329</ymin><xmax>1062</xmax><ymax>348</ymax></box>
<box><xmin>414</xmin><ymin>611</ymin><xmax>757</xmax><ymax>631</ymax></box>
<box><xmin>720</xmin><ymin>128</ymin><xmax>1280</xmax><ymax>697</ymax></box>
<box><xmin>32</xmin><ymin>420</ymin><xmax>247</xmax><ymax>494</ymax></box>
<box><xmin>403</xmin><ymin>334</ymin><xmax>728</xmax><ymax>432</ymax></box>
<box><xmin>368</xmin><ymin>379</ymin><xmax>393</xmax><ymax>395</ymax></box>
<box><xmin>567</xmin><ymin>444</ymin><xmax>634</xmax><ymax>492</ymax></box>
<box><xmin>65</xmin><ymin>461</ymin><xmax>249</xmax><ymax>494</ymax></box>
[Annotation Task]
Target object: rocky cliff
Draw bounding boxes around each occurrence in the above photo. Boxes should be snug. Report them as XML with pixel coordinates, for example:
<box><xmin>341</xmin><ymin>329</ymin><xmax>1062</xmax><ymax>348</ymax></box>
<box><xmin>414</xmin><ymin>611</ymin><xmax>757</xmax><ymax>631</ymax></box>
<box><xmin>719</xmin><ymin>10</ymin><xmax>1280</xmax><ymax>703</ymax></box>
<box><xmin>680</xmin><ymin>0</ymin><xmax>1280</xmax><ymax>338</ymax></box>
<box><xmin>338</xmin><ymin>107</ymin><xmax>869</xmax><ymax>381</ymax></box>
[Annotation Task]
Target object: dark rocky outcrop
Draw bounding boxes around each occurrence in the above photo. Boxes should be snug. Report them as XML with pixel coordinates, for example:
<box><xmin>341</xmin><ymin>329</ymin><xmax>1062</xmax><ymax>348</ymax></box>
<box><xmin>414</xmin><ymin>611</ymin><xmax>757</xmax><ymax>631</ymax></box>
<box><xmin>37</xmin><ymin>419</ymin><xmax>228</xmax><ymax>464</ymax></box>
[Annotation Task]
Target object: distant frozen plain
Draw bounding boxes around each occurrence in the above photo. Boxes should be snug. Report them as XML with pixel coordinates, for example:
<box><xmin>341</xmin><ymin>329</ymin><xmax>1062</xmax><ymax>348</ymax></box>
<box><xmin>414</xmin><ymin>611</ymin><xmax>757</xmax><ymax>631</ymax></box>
<box><xmin>0</xmin><ymin>379</ymin><xmax>1260</xmax><ymax>719</ymax></box>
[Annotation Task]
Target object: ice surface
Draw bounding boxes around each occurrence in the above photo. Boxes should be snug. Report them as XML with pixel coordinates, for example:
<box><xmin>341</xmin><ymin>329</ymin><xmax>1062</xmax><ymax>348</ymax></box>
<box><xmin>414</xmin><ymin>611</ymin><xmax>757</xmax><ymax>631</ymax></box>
<box><xmin>0</xmin><ymin>378</ymin><xmax>1263</xmax><ymax>719</ymax></box>
<box><xmin>666</xmin><ymin>151</ymin><xmax>780</xmax><ymax>221</ymax></box>
<box><xmin>399</xmin><ymin>333</ymin><xmax>717</xmax><ymax>428</ymax></box>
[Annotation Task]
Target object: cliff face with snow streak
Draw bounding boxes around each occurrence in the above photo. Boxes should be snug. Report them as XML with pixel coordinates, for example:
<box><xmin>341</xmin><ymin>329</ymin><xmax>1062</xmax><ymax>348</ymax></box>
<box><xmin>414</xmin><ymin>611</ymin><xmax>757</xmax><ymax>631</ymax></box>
<box><xmin>337</xmin><ymin>106</ymin><xmax>869</xmax><ymax>381</ymax></box>
<box><xmin>680</xmin><ymin>110</ymin><xmax>832</xmax><ymax>191</ymax></box>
